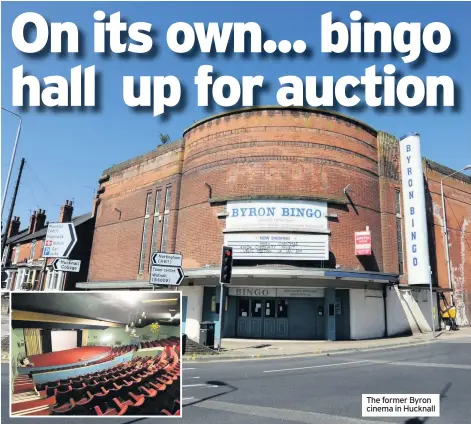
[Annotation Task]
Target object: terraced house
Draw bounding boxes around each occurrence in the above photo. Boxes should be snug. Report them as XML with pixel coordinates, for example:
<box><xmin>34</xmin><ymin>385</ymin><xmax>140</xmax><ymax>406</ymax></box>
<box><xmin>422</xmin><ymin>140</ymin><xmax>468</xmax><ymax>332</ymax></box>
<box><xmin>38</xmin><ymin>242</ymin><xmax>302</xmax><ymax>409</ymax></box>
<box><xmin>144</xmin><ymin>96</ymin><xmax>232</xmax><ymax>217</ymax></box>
<box><xmin>2</xmin><ymin>201</ymin><xmax>95</xmax><ymax>291</ymax></box>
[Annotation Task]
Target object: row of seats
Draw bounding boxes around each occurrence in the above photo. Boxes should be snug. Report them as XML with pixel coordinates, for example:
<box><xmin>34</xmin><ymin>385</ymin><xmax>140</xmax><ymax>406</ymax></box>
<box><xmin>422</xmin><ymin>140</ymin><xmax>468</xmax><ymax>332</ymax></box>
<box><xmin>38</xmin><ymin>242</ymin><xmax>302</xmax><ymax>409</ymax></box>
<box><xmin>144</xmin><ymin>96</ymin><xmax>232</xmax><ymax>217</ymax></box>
<box><xmin>139</xmin><ymin>337</ymin><xmax>180</xmax><ymax>350</ymax></box>
<box><xmin>47</xmin><ymin>346</ymin><xmax>180</xmax><ymax>416</ymax></box>
<box><xmin>30</xmin><ymin>346</ymin><xmax>135</xmax><ymax>376</ymax></box>
<box><xmin>112</xmin><ymin>345</ymin><xmax>137</xmax><ymax>355</ymax></box>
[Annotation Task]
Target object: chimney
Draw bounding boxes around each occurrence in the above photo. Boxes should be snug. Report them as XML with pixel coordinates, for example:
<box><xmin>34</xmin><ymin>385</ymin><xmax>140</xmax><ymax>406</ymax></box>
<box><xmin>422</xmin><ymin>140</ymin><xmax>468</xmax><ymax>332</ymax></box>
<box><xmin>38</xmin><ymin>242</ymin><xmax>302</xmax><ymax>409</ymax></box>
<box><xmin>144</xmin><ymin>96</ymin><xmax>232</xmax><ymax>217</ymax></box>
<box><xmin>7</xmin><ymin>216</ymin><xmax>21</xmax><ymax>238</ymax></box>
<box><xmin>29</xmin><ymin>211</ymin><xmax>37</xmax><ymax>234</ymax></box>
<box><xmin>34</xmin><ymin>209</ymin><xmax>47</xmax><ymax>232</ymax></box>
<box><xmin>59</xmin><ymin>200</ymin><xmax>74</xmax><ymax>223</ymax></box>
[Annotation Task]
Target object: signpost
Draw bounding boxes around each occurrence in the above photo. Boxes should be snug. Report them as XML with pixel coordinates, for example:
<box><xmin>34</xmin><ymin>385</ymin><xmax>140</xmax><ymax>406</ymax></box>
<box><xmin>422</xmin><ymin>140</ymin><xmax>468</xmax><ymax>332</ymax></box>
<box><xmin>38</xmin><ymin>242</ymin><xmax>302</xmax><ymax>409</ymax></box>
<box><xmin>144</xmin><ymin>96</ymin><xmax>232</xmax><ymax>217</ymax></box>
<box><xmin>149</xmin><ymin>253</ymin><xmax>184</xmax><ymax>287</ymax></box>
<box><xmin>42</xmin><ymin>223</ymin><xmax>77</xmax><ymax>258</ymax></box>
<box><xmin>52</xmin><ymin>258</ymin><xmax>81</xmax><ymax>273</ymax></box>
<box><xmin>151</xmin><ymin>252</ymin><xmax>182</xmax><ymax>268</ymax></box>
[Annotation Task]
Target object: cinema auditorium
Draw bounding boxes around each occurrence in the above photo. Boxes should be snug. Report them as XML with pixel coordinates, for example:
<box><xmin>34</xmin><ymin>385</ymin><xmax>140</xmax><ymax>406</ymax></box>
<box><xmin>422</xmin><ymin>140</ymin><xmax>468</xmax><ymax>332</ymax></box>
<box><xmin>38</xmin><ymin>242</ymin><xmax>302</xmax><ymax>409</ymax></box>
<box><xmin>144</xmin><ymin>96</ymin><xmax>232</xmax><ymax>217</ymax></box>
<box><xmin>81</xmin><ymin>106</ymin><xmax>471</xmax><ymax>345</ymax></box>
<box><xmin>10</xmin><ymin>292</ymin><xmax>181</xmax><ymax>416</ymax></box>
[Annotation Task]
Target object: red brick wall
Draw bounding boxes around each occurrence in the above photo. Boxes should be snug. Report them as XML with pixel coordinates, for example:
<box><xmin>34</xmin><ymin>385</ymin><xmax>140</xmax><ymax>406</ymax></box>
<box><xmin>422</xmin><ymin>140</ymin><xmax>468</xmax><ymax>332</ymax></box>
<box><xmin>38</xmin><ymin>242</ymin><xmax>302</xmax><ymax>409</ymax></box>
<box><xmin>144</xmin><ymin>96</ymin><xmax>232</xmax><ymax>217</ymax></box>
<box><xmin>88</xmin><ymin>143</ymin><xmax>184</xmax><ymax>281</ymax></box>
<box><xmin>176</xmin><ymin>108</ymin><xmax>383</xmax><ymax>270</ymax></box>
<box><xmin>425</xmin><ymin>164</ymin><xmax>471</xmax><ymax>326</ymax></box>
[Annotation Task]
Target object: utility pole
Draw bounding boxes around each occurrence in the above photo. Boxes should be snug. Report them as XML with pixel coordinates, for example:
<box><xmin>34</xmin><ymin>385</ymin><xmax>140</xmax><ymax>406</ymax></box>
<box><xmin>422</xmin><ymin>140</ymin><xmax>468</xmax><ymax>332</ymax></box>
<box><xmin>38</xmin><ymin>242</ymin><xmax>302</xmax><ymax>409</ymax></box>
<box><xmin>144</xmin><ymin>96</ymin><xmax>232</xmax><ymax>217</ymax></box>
<box><xmin>1</xmin><ymin>108</ymin><xmax>22</xmax><ymax>219</ymax></box>
<box><xmin>1</xmin><ymin>158</ymin><xmax>25</xmax><ymax>255</ymax></box>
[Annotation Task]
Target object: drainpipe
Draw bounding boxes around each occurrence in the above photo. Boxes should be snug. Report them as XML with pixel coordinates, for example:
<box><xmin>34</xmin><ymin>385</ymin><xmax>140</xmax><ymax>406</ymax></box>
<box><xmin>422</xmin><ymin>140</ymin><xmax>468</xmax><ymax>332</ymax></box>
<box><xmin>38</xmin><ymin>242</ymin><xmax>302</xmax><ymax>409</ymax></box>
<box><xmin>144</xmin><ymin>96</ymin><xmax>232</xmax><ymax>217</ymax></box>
<box><xmin>204</xmin><ymin>183</ymin><xmax>212</xmax><ymax>200</ymax></box>
<box><xmin>383</xmin><ymin>285</ymin><xmax>389</xmax><ymax>337</ymax></box>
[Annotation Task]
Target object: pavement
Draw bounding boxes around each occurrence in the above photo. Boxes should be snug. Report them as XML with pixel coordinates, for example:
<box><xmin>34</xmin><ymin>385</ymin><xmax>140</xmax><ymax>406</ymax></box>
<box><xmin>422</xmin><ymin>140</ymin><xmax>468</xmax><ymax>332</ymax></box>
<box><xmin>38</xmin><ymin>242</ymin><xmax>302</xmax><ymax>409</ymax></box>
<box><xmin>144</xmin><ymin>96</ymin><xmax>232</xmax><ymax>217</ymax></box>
<box><xmin>184</xmin><ymin>327</ymin><xmax>471</xmax><ymax>362</ymax></box>
<box><xmin>1</xmin><ymin>329</ymin><xmax>471</xmax><ymax>423</ymax></box>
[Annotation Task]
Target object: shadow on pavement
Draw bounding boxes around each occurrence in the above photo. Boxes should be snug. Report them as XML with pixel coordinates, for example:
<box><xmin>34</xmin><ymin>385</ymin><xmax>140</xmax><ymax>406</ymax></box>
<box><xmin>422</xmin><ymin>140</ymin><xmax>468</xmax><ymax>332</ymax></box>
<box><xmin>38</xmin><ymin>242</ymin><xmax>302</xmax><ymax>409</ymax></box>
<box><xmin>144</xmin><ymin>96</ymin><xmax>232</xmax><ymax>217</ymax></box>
<box><xmin>185</xmin><ymin>380</ymin><xmax>238</xmax><ymax>407</ymax></box>
<box><xmin>404</xmin><ymin>382</ymin><xmax>452</xmax><ymax>424</ymax></box>
<box><xmin>222</xmin><ymin>344</ymin><xmax>272</xmax><ymax>352</ymax></box>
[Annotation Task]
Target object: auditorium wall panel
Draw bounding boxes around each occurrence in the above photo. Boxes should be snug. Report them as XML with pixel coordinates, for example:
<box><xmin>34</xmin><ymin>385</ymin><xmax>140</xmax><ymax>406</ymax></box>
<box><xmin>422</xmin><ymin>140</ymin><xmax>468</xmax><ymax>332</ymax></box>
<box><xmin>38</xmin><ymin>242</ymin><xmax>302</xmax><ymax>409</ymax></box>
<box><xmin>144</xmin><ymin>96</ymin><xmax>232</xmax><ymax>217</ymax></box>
<box><xmin>87</xmin><ymin>325</ymin><xmax>180</xmax><ymax>347</ymax></box>
<box><xmin>11</xmin><ymin>328</ymin><xmax>26</xmax><ymax>362</ymax></box>
<box><xmin>87</xmin><ymin>327</ymin><xmax>132</xmax><ymax>347</ymax></box>
<box><xmin>32</xmin><ymin>351</ymin><xmax>134</xmax><ymax>385</ymax></box>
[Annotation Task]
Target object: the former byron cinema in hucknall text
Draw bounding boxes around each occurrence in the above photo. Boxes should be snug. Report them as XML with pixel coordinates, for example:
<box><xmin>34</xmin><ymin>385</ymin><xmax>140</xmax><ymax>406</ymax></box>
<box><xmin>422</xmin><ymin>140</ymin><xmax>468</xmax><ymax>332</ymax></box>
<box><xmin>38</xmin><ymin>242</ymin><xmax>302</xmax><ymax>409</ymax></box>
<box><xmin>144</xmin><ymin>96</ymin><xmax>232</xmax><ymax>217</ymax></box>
<box><xmin>77</xmin><ymin>107</ymin><xmax>470</xmax><ymax>343</ymax></box>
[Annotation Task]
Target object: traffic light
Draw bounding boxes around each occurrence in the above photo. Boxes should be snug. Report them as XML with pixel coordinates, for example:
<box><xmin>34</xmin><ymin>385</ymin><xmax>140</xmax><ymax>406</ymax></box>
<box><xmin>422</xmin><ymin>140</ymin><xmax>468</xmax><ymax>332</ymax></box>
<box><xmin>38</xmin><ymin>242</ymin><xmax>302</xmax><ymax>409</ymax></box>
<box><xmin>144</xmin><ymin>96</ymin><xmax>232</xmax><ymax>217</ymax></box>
<box><xmin>220</xmin><ymin>246</ymin><xmax>233</xmax><ymax>284</ymax></box>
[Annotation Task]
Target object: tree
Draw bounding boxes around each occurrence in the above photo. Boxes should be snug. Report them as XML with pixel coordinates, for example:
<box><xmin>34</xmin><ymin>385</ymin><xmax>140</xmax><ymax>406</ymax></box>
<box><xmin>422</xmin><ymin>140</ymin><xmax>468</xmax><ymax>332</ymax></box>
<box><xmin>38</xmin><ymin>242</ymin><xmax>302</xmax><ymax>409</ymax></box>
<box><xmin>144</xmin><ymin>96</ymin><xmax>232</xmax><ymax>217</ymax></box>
<box><xmin>159</xmin><ymin>133</ymin><xmax>170</xmax><ymax>144</ymax></box>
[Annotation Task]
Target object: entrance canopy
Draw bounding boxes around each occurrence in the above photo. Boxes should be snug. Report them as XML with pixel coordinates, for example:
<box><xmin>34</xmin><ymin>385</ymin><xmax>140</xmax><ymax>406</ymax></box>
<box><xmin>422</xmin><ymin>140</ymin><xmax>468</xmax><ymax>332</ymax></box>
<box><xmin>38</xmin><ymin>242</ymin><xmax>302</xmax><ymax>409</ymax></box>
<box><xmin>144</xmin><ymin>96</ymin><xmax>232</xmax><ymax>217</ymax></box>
<box><xmin>76</xmin><ymin>267</ymin><xmax>398</xmax><ymax>290</ymax></box>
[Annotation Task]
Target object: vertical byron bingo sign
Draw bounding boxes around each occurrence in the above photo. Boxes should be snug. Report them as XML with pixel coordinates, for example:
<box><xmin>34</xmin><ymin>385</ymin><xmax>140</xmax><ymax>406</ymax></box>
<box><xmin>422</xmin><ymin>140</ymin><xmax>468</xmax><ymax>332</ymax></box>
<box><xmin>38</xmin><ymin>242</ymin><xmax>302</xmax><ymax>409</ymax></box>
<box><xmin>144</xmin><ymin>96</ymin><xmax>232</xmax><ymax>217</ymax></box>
<box><xmin>399</xmin><ymin>133</ymin><xmax>432</xmax><ymax>285</ymax></box>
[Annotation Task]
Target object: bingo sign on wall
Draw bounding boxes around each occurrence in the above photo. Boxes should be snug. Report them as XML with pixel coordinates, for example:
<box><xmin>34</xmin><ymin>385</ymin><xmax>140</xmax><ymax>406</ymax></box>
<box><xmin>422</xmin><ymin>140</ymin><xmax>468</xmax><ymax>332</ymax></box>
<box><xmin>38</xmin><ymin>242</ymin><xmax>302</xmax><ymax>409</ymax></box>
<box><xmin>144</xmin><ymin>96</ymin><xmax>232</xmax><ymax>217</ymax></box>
<box><xmin>226</xmin><ymin>200</ymin><xmax>328</xmax><ymax>232</ymax></box>
<box><xmin>399</xmin><ymin>133</ymin><xmax>432</xmax><ymax>285</ymax></box>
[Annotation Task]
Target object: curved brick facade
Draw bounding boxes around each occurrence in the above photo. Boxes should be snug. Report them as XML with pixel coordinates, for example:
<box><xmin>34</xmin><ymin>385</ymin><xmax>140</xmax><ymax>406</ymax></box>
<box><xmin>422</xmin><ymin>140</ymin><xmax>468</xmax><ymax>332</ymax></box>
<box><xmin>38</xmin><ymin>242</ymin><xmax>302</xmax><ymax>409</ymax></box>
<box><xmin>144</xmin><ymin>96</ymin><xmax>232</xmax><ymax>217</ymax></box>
<box><xmin>84</xmin><ymin>106</ymin><xmax>471</xmax><ymax>338</ymax></box>
<box><xmin>176</xmin><ymin>108</ymin><xmax>384</xmax><ymax>270</ymax></box>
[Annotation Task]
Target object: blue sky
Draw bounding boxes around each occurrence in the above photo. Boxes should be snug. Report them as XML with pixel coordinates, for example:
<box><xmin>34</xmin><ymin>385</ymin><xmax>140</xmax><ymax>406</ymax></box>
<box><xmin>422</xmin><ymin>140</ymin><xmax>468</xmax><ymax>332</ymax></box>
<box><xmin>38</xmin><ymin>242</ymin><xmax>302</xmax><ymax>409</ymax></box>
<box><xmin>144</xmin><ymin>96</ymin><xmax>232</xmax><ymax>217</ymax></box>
<box><xmin>1</xmin><ymin>1</ymin><xmax>470</xmax><ymax>229</ymax></box>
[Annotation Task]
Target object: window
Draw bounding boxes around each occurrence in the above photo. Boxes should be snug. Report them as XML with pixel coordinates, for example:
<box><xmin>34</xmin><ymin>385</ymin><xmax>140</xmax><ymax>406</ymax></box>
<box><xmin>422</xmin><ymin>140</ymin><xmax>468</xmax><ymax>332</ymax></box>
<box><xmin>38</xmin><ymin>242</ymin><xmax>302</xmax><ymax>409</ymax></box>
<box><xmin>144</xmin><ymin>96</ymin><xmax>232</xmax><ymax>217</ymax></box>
<box><xmin>13</xmin><ymin>246</ymin><xmax>20</xmax><ymax>264</ymax></box>
<box><xmin>2</xmin><ymin>246</ymin><xmax>9</xmax><ymax>265</ymax></box>
<box><xmin>150</xmin><ymin>190</ymin><xmax>162</xmax><ymax>258</ymax></box>
<box><xmin>164</xmin><ymin>187</ymin><xmax>172</xmax><ymax>212</ymax></box>
<box><xmin>395</xmin><ymin>190</ymin><xmax>404</xmax><ymax>274</ymax></box>
<box><xmin>160</xmin><ymin>215</ymin><xmax>169</xmax><ymax>253</ymax></box>
<box><xmin>238</xmin><ymin>299</ymin><xmax>250</xmax><ymax>317</ymax></box>
<box><xmin>251</xmin><ymin>299</ymin><xmax>262</xmax><ymax>317</ymax></box>
<box><xmin>160</xmin><ymin>187</ymin><xmax>172</xmax><ymax>253</ymax></box>
<box><xmin>265</xmin><ymin>300</ymin><xmax>275</xmax><ymax>318</ymax></box>
<box><xmin>21</xmin><ymin>269</ymin><xmax>30</xmax><ymax>289</ymax></box>
<box><xmin>277</xmin><ymin>300</ymin><xmax>288</xmax><ymax>318</ymax></box>
<box><xmin>29</xmin><ymin>241</ymin><xmax>36</xmax><ymax>261</ymax></box>
<box><xmin>138</xmin><ymin>192</ymin><xmax>153</xmax><ymax>274</ymax></box>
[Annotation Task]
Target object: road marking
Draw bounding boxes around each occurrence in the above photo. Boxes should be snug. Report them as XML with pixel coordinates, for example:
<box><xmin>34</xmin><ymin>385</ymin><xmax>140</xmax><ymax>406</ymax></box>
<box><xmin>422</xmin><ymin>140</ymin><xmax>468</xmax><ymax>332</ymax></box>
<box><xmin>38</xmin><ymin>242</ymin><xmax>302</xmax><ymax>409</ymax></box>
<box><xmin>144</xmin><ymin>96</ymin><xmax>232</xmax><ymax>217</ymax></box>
<box><xmin>183</xmin><ymin>383</ymin><xmax>219</xmax><ymax>388</ymax></box>
<box><xmin>186</xmin><ymin>376</ymin><xmax>200</xmax><ymax>379</ymax></box>
<box><xmin>183</xmin><ymin>383</ymin><xmax>211</xmax><ymax>387</ymax></box>
<box><xmin>263</xmin><ymin>360</ymin><xmax>369</xmax><ymax>373</ymax></box>
<box><xmin>195</xmin><ymin>399</ymin><xmax>396</xmax><ymax>424</ymax></box>
<box><xmin>182</xmin><ymin>397</ymin><xmax>195</xmax><ymax>401</ymax></box>
<box><xmin>183</xmin><ymin>368</ymin><xmax>197</xmax><ymax>370</ymax></box>
<box><xmin>365</xmin><ymin>359</ymin><xmax>471</xmax><ymax>370</ymax></box>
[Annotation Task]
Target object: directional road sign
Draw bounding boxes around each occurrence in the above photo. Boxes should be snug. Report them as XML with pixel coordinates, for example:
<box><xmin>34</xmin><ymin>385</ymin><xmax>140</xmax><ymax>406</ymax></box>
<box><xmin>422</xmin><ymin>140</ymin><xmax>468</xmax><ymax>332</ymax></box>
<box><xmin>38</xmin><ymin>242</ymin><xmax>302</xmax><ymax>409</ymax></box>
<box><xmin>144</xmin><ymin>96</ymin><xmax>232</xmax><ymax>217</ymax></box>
<box><xmin>150</xmin><ymin>266</ymin><xmax>184</xmax><ymax>286</ymax></box>
<box><xmin>52</xmin><ymin>258</ymin><xmax>81</xmax><ymax>273</ymax></box>
<box><xmin>43</xmin><ymin>223</ymin><xmax>77</xmax><ymax>258</ymax></box>
<box><xmin>151</xmin><ymin>252</ymin><xmax>182</xmax><ymax>267</ymax></box>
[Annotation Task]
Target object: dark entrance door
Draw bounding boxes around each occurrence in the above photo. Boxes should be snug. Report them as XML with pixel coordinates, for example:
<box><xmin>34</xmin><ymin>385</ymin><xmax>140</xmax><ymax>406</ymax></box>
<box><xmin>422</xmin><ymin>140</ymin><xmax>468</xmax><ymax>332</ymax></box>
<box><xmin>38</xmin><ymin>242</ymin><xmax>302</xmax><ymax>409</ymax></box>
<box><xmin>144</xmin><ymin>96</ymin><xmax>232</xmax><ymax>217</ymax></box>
<box><xmin>236</xmin><ymin>298</ymin><xmax>250</xmax><ymax>338</ymax></box>
<box><xmin>250</xmin><ymin>299</ymin><xmax>263</xmax><ymax>338</ymax></box>
<box><xmin>235</xmin><ymin>296</ymin><xmax>323</xmax><ymax>339</ymax></box>
<box><xmin>263</xmin><ymin>300</ymin><xmax>276</xmax><ymax>338</ymax></box>
<box><xmin>276</xmin><ymin>300</ymin><xmax>289</xmax><ymax>338</ymax></box>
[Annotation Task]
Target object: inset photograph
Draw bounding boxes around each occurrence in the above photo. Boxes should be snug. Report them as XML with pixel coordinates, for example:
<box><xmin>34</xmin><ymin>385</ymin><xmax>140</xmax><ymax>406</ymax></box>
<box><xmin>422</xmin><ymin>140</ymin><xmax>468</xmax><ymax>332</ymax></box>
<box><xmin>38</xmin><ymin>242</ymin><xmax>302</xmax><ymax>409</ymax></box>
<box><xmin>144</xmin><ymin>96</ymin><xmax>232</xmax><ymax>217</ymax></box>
<box><xmin>10</xmin><ymin>291</ymin><xmax>181</xmax><ymax>417</ymax></box>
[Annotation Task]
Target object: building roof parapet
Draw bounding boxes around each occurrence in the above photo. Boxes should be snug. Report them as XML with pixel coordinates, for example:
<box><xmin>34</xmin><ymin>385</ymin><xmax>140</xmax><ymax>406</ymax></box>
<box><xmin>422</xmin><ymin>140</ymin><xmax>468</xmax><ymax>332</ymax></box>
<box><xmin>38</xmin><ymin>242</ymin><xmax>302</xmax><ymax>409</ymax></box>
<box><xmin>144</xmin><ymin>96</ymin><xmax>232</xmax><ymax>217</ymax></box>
<box><xmin>102</xmin><ymin>138</ymin><xmax>184</xmax><ymax>177</ymax></box>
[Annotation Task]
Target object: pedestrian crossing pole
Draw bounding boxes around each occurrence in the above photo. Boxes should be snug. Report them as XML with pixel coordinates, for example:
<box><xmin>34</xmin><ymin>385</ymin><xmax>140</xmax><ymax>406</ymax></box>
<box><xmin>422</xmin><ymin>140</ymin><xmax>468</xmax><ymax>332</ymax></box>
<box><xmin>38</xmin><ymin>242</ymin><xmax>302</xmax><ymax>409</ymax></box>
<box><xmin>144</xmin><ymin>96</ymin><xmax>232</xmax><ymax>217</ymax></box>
<box><xmin>429</xmin><ymin>266</ymin><xmax>436</xmax><ymax>339</ymax></box>
<box><xmin>217</xmin><ymin>283</ymin><xmax>225</xmax><ymax>352</ymax></box>
<box><xmin>218</xmin><ymin>246</ymin><xmax>233</xmax><ymax>352</ymax></box>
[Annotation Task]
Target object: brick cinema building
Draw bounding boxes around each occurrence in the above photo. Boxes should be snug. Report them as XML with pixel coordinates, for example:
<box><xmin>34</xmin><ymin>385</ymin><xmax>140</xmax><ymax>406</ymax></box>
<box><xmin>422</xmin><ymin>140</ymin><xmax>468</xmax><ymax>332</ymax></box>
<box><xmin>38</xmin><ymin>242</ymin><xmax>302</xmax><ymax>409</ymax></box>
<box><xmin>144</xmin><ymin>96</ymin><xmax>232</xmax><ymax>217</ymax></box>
<box><xmin>79</xmin><ymin>107</ymin><xmax>471</xmax><ymax>343</ymax></box>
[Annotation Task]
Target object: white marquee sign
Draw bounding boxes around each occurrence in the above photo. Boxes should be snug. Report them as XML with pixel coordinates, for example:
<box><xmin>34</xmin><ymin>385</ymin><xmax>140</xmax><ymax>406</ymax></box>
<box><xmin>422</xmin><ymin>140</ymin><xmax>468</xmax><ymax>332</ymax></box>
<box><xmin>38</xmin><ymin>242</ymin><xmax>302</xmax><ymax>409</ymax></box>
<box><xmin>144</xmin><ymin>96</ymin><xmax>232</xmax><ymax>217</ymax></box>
<box><xmin>224</xmin><ymin>233</ymin><xmax>329</xmax><ymax>261</ymax></box>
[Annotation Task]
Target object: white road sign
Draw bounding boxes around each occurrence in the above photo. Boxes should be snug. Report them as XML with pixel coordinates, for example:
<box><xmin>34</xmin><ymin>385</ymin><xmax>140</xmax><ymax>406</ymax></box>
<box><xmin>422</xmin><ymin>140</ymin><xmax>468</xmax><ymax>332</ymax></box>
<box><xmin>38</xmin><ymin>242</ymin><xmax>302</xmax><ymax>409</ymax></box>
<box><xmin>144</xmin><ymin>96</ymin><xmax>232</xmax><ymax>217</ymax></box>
<box><xmin>52</xmin><ymin>258</ymin><xmax>81</xmax><ymax>273</ymax></box>
<box><xmin>151</xmin><ymin>252</ymin><xmax>182</xmax><ymax>267</ymax></box>
<box><xmin>43</xmin><ymin>223</ymin><xmax>77</xmax><ymax>258</ymax></box>
<box><xmin>150</xmin><ymin>266</ymin><xmax>184</xmax><ymax>286</ymax></box>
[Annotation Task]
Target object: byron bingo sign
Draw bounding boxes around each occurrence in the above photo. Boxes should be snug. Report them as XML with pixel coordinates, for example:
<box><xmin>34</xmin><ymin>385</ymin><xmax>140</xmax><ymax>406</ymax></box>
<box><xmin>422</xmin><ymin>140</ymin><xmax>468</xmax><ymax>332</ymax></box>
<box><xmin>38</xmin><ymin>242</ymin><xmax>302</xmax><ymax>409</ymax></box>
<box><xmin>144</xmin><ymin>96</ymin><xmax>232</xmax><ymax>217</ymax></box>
<box><xmin>226</xmin><ymin>199</ymin><xmax>328</xmax><ymax>232</ymax></box>
<box><xmin>399</xmin><ymin>133</ymin><xmax>432</xmax><ymax>285</ymax></box>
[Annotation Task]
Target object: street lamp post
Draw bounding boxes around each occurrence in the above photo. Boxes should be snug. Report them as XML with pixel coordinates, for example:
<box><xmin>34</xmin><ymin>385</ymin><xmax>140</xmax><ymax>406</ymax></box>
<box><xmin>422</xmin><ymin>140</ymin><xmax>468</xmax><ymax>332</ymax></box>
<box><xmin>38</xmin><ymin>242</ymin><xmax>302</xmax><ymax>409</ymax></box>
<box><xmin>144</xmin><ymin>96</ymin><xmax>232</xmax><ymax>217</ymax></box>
<box><xmin>1</xmin><ymin>107</ymin><xmax>22</xmax><ymax>219</ymax></box>
<box><xmin>440</xmin><ymin>164</ymin><xmax>471</xmax><ymax>305</ymax></box>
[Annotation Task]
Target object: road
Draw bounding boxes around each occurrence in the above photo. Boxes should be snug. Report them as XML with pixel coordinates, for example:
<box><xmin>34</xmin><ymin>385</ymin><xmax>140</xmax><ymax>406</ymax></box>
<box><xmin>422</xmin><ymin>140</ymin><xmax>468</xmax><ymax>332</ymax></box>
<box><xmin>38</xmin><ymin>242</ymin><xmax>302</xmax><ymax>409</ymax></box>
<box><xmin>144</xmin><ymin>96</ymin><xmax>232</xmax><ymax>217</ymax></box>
<box><xmin>1</xmin><ymin>336</ymin><xmax>471</xmax><ymax>423</ymax></box>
